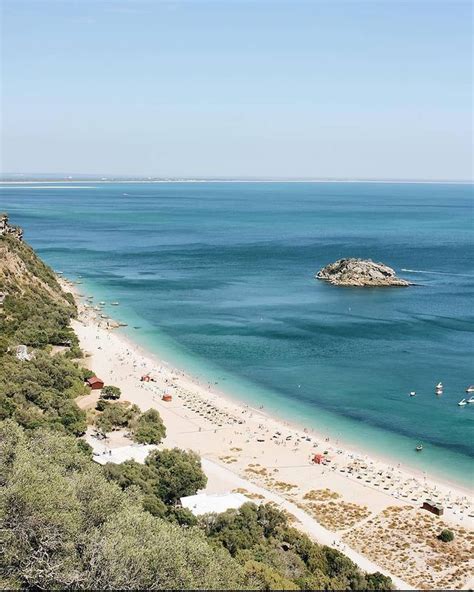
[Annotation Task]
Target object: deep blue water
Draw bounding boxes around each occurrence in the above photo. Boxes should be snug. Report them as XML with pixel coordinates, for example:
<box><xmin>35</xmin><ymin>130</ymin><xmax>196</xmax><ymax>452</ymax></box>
<box><xmin>1</xmin><ymin>182</ymin><xmax>473</xmax><ymax>487</ymax></box>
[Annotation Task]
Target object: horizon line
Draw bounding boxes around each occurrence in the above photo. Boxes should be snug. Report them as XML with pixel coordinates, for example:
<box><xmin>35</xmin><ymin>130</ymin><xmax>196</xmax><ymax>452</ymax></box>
<box><xmin>1</xmin><ymin>173</ymin><xmax>473</xmax><ymax>185</ymax></box>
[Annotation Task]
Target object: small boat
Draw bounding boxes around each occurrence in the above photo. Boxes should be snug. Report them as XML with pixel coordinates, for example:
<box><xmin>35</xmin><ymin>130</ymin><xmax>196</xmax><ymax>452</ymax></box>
<box><xmin>99</xmin><ymin>301</ymin><xmax>105</xmax><ymax>305</ymax></box>
<box><xmin>409</xmin><ymin>391</ymin><xmax>416</xmax><ymax>397</ymax></box>
<box><xmin>466</xmin><ymin>385</ymin><xmax>474</xmax><ymax>393</ymax></box>
<box><xmin>111</xmin><ymin>302</ymin><xmax>119</xmax><ymax>306</ymax></box>
<box><xmin>467</xmin><ymin>396</ymin><xmax>474</xmax><ymax>404</ymax></box>
<box><xmin>435</xmin><ymin>388</ymin><xmax>443</xmax><ymax>396</ymax></box>
<box><xmin>458</xmin><ymin>399</ymin><xmax>467</xmax><ymax>407</ymax></box>
<box><xmin>436</xmin><ymin>382</ymin><xmax>443</xmax><ymax>390</ymax></box>
<box><xmin>415</xmin><ymin>443</ymin><xmax>423</xmax><ymax>451</ymax></box>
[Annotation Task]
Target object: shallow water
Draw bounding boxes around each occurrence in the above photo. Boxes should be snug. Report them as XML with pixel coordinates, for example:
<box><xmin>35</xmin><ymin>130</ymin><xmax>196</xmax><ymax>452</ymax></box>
<box><xmin>2</xmin><ymin>181</ymin><xmax>473</xmax><ymax>487</ymax></box>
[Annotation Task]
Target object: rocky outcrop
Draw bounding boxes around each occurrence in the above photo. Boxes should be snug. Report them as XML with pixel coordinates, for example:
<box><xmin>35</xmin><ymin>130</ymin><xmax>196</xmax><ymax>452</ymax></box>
<box><xmin>316</xmin><ymin>258</ymin><xmax>411</xmax><ymax>287</ymax></box>
<box><xmin>0</xmin><ymin>213</ymin><xmax>23</xmax><ymax>241</ymax></box>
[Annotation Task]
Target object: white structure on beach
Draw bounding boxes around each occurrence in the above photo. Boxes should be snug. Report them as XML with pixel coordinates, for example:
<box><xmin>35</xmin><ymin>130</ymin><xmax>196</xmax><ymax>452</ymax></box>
<box><xmin>92</xmin><ymin>444</ymin><xmax>158</xmax><ymax>465</ymax></box>
<box><xmin>180</xmin><ymin>492</ymin><xmax>250</xmax><ymax>516</ymax></box>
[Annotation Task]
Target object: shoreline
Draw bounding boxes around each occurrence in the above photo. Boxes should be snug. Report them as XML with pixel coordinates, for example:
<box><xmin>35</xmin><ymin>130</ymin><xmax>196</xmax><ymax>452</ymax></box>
<box><xmin>111</xmin><ymin>318</ymin><xmax>473</xmax><ymax>496</ymax></box>
<box><xmin>63</xmin><ymin>278</ymin><xmax>474</xmax><ymax>589</ymax></box>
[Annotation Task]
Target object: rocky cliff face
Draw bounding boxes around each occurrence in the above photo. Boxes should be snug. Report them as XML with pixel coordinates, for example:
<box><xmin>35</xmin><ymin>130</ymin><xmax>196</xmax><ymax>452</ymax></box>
<box><xmin>0</xmin><ymin>213</ymin><xmax>23</xmax><ymax>241</ymax></box>
<box><xmin>316</xmin><ymin>258</ymin><xmax>411</xmax><ymax>287</ymax></box>
<box><xmin>0</xmin><ymin>213</ymin><xmax>71</xmax><ymax>307</ymax></box>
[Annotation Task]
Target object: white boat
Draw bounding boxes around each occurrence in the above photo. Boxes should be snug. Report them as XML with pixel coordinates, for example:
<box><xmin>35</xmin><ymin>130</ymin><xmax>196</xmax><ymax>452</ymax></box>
<box><xmin>409</xmin><ymin>391</ymin><xmax>416</xmax><ymax>397</ymax></box>
<box><xmin>415</xmin><ymin>444</ymin><xmax>423</xmax><ymax>451</ymax></box>
<box><xmin>467</xmin><ymin>396</ymin><xmax>474</xmax><ymax>404</ymax></box>
<box><xmin>458</xmin><ymin>399</ymin><xmax>467</xmax><ymax>407</ymax></box>
<box><xmin>436</xmin><ymin>382</ymin><xmax>443</xmax><ymax>390</ymax></box>
<box><xmin>466</xmin><ymin>385</ymin><xmax>474</xmax><ymax>393</ymax></box>
<box><xmin>99</xmin><ymin>301</ymin><xmax>105</xmax><ymax>305</ymax></box>
<box><xmin>111</xmin><ymin>302</ymin><xmax>119</xmax><ymax>306</ymax></box>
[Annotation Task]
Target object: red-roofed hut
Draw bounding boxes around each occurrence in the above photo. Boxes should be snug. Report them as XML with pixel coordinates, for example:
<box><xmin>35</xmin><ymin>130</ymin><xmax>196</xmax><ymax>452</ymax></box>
<box><xmin>86</xmin><ymin>376</ymin><xmax>104</xmax><ymax>390</ymax></box>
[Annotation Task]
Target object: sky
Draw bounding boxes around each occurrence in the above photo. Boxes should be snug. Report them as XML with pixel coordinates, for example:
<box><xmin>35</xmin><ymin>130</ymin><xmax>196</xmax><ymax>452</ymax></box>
<box><xmin>1</xmin><ymin>0</ymin><xmax>472</xmax><ymax>180</ymax></box>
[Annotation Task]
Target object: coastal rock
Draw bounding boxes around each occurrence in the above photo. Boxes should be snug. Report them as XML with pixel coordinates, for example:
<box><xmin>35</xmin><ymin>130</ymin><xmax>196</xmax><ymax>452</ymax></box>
<box><xmin>0</xmin><ymin>212</ymin><xmax>23</xmax><ymax>241</ymax></box>
<box><xmin>316</xmin><ymin>258</ymin><xmax>411</xmax><ymax>287</ymax></box>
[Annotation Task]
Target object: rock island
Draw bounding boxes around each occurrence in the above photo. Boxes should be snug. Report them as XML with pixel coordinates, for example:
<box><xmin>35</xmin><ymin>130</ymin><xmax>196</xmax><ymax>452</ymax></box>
<box><xmin>316</xmin><ymin>258</ymin><xmax>411</xmax><ymax>287</ymax></box>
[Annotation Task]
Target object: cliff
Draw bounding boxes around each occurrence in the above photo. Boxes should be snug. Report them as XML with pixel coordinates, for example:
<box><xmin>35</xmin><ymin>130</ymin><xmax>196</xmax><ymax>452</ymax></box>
<box><xmin>316</xmin><ymin>258</ymin><xmax>411</xmax><ymax>287</ymax></box>
<box><xmin>0</xmin><ymin>212</ymin><xmax>24</xmax><ymax>241</ymax></box>
<box><xmin>0</xmin><ymin>219</ymin><xmax>73</xmax><ymax>309</ymax></box>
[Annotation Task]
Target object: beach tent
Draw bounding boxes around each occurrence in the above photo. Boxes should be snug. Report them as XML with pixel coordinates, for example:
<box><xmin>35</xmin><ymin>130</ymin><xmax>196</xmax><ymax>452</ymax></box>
<box><xmin>312</xmin><ymin>453</ymin><xmax>325</xmax><ymax>465</ymax></box>
<box><xmin>162</xmin><ymin>394</ymin><xmax>172</xmax><ymax>402</ymax></box>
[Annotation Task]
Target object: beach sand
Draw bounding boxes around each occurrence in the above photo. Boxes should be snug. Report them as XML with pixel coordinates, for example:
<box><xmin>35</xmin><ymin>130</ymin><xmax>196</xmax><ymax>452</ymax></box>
<box><xmin>64</xmin><ymin>279</ymin><xmax>473</xmax><ymax>590</ymax></box>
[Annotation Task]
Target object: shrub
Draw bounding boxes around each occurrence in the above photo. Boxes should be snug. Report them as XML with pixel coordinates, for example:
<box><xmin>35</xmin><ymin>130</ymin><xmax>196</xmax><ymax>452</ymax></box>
<box><xmin>96</xmin><ymin>402</ymin><xmax>139</xmax><ymax>434</ymax></box>
<box><xmin>438</xmin><ymin>529</ymin><xmax>454</xmax><ymax>543</ymax></box>
<box><xmin>100</xmin><ymin>385</ymin><xmax>121</xmax><ymax>400</ymax></box>
<box><xmin>95</xmin><ymin>399</ymin><xmax>110</xmax><ymax>412</ymax></box>
<box><xmin>82</xmin><ymin>369</ymin><xmax>96</xmax><ymax>381</ymax></box>
<box><xmin>132</xmin><ymin>408</ymin><xmax>166</xmax><ymax>444</ymax></box>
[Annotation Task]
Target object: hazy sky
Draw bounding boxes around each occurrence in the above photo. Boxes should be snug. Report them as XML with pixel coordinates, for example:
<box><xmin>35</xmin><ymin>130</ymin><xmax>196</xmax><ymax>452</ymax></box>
<box><xmin>2</xmin><ymin>0</ymin><xmax>472</xmax><ymax>179</ymax></box>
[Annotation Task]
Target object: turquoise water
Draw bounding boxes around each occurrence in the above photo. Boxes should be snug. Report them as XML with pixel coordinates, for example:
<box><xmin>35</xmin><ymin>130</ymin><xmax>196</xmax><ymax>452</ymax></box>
<box><xmin>1</xmin><ymin>182</ymin><xmax>473</xmax><ymax>487</ymax></box>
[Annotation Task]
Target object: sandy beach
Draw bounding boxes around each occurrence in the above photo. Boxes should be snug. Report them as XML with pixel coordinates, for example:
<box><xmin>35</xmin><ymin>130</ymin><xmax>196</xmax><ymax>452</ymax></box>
<box><xmin>64</xmin><ymin>279</ymin><xmax>474</xmax><ymax>590</ymax></box>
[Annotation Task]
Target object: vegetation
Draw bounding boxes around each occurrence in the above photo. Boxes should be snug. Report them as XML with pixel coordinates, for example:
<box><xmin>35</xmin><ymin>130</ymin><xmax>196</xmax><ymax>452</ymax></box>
<box><xmin>0</xmin><ymin>235</ymin><xmax>87</xmax><ymax>434</ymax></box>
<box><xmin>438</xmin><ymin>529</ymin><xmax>454</xmax><ymax>543</ymax></box>
<box><xmin>93</xmin><ymin>401</ymin><xmax>166</xmax><ymax>446</ymax></box>
<box><xmin>200</xmin><ymin>502</ymin><xmax>393</xmax><ymax>590</ymax></box>
<box><xmin>104</xmin><ymin>447</ymin><xmax>207</xmax><ymax>509</ymax></box>
<box><xmin>0</xmin><ymin>422</ymin><xmax>246</xmax><ymax>590</ymax></box>
<box><xmin>100</xmin><ymin>385</ymin><xmax>121</xmax><ymax>400</ymax></box>
<box><xmin>95</xmin><ymin>400</ymin><xmax>140</xmax><ymax>434</ymax></box>
<box><xmin>132</xmin><ymin>408</ymin><xmax>166</xmax><ymax>444</ymax></box>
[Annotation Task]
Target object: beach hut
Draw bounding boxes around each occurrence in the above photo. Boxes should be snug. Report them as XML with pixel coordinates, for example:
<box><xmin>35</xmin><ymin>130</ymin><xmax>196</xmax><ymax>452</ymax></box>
<box><xmin>312</xmin><ymin>453</ymin><xmax>325</xmax><ymax>465</ymax></box>
<box><xmin>86</xmin><ymin>376</ymin><xmax>104</xmax><ymax>390</ymax></box>
<box><xmin>422</xmin><ymin>500</ymin><xmax>444</xmax><ymax>516</ymax></box>
<box><xmin>162</xmin><ymin>394</ymin><xmax>172</xmax><ymax>402</ymax></box>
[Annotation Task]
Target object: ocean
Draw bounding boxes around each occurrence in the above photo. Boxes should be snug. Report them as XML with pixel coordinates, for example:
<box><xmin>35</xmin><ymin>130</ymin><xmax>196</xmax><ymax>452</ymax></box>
<box><xmin>1</xmin><ymin>181</ymin><xmax>473</xmax><ymax>487</ymax></box>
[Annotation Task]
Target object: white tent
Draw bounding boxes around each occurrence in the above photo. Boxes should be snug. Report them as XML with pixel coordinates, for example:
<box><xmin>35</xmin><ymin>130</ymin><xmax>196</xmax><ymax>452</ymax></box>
<box><xmin>180</xmin><ymin>492</ymin><xmax>250</xmax><ymax>516</ymax></box>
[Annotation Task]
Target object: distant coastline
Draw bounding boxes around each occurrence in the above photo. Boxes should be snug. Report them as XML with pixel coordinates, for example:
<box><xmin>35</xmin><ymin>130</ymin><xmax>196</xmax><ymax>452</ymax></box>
<box><xmin>1</xmin><ymin>177</ymin><xmax>473</xmax><ymax>185</ymax></box>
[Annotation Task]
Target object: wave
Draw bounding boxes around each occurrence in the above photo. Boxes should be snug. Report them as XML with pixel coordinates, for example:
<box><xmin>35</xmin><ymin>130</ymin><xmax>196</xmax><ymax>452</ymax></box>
<box><xmin>401</xmin><ymin>268</ymin><xmax>474</xmax><ymax>278</ymax></box>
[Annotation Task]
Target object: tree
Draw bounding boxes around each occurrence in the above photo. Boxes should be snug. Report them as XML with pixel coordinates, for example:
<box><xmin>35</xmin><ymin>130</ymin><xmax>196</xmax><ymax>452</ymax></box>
<box><xmin>365</xmin><ymin>571</ymin><xmax>395</xmax><ymax>590</ymax></box>
<box><xmin>146</xmin><ymin>447</ymin><xmax>207</xmax><ymax>504</ymax></box>
<box><xmin>243</xmin><ymin>560</ymin><xmax>299</xmax><ymax>590</ymax></box>
<box><xmin>132</xmin><ymin>408</ymin><xmax>166</xmax><ymax>444</ymax></box>
<box><xmin>100</xmin><ymin>385</ymin><xmax>121</xmax><ymax>400</ymax></box>
<box><xmin>96</xmin><ymin>402</ymin><xmax>139</xmax><ymax>434</ymax></box>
